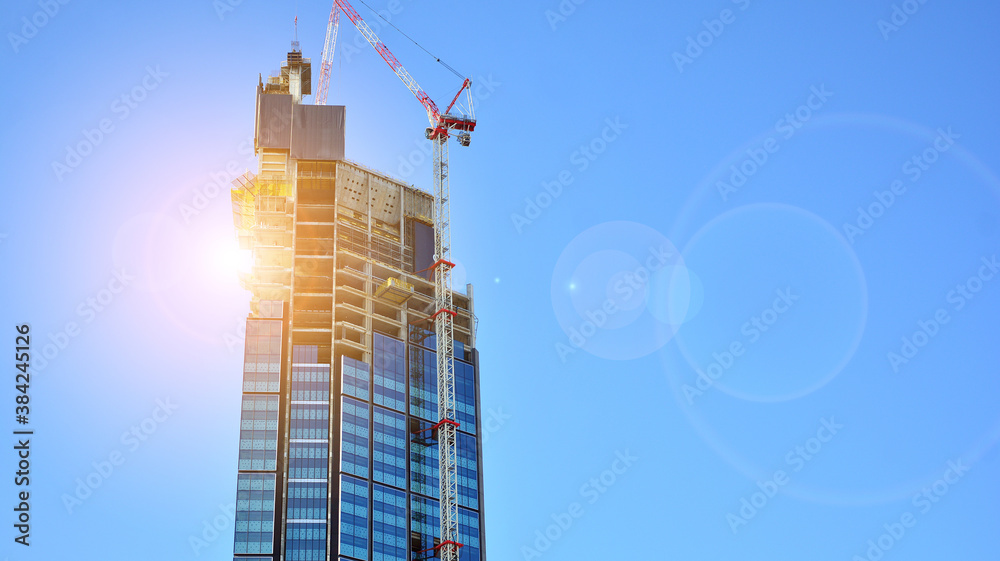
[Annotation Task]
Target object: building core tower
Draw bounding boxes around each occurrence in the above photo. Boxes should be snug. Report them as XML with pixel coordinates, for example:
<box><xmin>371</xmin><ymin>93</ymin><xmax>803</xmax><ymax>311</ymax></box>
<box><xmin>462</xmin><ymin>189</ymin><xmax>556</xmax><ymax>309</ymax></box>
<box><xmin>229</xmin><ymin>46</ymin><xmax>485</xmax><ymax>561</ymax></box>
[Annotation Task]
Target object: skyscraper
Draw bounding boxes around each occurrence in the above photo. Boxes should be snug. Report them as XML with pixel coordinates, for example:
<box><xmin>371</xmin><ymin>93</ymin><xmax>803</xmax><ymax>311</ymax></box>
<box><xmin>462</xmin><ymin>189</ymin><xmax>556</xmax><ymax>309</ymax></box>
<box><xmin>228</xmin><ymin>46</ymin><xmax>485</xmax><ymax>561</ymax></box>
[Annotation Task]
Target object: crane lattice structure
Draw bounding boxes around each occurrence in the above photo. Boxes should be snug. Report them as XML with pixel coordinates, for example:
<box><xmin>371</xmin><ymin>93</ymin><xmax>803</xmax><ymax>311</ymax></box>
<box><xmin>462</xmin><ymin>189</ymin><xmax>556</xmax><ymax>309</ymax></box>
<box><xmin>315</xmin><ymin>3</ymin><xmax>340</xmax><ymax>105</ymax></box>
<box><xmin>317</xmin><ymin>3</ymin><xmax>477</xmax><ymax>560</ymax></box>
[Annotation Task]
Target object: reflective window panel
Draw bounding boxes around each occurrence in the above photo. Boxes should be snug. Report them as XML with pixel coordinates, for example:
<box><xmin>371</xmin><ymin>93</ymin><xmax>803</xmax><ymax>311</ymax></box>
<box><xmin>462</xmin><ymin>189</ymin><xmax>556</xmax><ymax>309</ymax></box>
<box><xmin>457</xmin><ymin>507</ymin><xmax>481</xmax><ymax>561</ymax></box>
<box><xmin>339</xmin><ymin>474</ymin><xmax>369</xmax><ymax>561</ymax></box>
<box><xmin>238</xmin><ymin>394</ymin><xmax>279</xmax><ymax>471</ymax></box>
<box><xmin>373</xmin><ymin>333</ymin><xmax>405</xmax><ymax>412</ymax></box>
<box><xmin>372</xmin><ymin>484</ymin><xmax>407</xmax><ymax>561</ymax></box>
<box><xmin>409</xmin><ymin>418</ymin><xmax>439</xmax><ymax>500</ymax></box>
<box><xmin>292</xmin><ymin>363</ymin><xmax>330</xmax><ymax>402</ymax></box>
<box><xmin>341</xmin><ymin>396</ymin><xmax>370</xmax><ymax>478</ymax></box>
<box><xmin>342</xmin><ymin>356</ymin><xmax>371</xmax><ymax>402</ymax></box>
<box><xmin>233</xmin><ymin>473</ymin><xmax>276</xmax><ymax>555</ymax></box>
<box><xmin>373</xmin><ymin>406</ymin><xmax>406</xmax><ymax>489</ymax></box>
<box><xmin>286</xmin><ymin>521</ymin><xmax>327</xmax><ymax>561</ymax></box>
<box><xmin>408</xmin><ymin>346</ymin><xmax>437</xmax><ymax>422</ymax></box>
<box><xmin>455</xmin><ymin>359</ymin><xmax>476</xmax><ymax>433</ymax></box>
<box><xmin>288</xmin><ymin>441</ymin><xmax>328</xmax><ymax>480</ymax></box>
<box><xmin>457</xmin><ymin>432</ymin><xmax>479</xmax><ymax>510</ymax></box>
<box><xmin>243</xmin><ymin>319</ymin><xmax>283</xmax><ymax>392</ymax></box>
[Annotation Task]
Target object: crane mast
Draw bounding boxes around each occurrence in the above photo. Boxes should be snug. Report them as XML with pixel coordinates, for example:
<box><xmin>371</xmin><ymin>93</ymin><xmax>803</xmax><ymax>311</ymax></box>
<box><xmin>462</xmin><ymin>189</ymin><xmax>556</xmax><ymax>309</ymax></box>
<box><xmin>329</xmin><ymin>2</ymin><xmax>476</xmax><ymax>560</ymax></box>
<box><xmin>316</xmin><ymin>4</ymin><xmax>340</xmax><ymax>105</ymax></box>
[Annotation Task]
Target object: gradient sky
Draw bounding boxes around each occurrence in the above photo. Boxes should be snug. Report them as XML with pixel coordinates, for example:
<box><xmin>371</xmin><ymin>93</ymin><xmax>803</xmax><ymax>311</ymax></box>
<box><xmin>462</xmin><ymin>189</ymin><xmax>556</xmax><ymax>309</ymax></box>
<box><xmin>2</xmin><ymin>1</ymin><xmax>999</xmax><ymax>560</ymax></box>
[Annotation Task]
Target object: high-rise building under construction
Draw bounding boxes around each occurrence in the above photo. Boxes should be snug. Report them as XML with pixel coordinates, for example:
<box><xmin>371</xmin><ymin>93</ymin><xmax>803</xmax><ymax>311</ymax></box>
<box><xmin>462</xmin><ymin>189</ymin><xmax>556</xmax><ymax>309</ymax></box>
<box><xmin>228</xmin><ymin>46</ymin><xmax>485</xmax><ymax>561</ymax></box>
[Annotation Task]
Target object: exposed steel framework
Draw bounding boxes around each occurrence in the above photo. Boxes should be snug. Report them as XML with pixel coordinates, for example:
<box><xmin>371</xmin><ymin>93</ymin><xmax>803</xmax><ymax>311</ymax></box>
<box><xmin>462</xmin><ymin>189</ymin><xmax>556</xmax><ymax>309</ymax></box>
<box><xmin>327</xmin><ymin>2</ymin><xmax>476</xmax><ymax>560</ymax></box>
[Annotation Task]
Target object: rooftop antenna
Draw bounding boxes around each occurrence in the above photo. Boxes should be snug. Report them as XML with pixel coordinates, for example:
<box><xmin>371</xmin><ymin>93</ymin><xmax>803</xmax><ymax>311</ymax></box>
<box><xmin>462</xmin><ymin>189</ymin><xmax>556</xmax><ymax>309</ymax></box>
<box><xmin>292</xmin><ymin>15</ymin><xmax>300</xmax><ymax>52</ymax></box>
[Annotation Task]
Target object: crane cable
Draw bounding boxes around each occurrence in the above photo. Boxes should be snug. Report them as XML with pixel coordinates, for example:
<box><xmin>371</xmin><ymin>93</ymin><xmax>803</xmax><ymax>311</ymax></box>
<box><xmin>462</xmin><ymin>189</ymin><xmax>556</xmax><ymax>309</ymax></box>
<box><xmin>354</xmin><ymin>0</ymin><xmax>467</xmax><ymax>80</ymax></box>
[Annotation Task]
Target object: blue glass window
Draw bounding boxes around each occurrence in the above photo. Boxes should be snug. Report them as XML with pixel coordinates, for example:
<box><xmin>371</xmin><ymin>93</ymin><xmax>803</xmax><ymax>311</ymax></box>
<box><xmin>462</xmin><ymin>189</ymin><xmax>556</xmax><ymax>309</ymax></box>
<box><xmin>286</xmin><ymin>522</ymin><xmax>327</xmax><ymax>561</ymax></box>
<box><xmin>457</xmin><ymin>432</ymin><xmax>479</xmax><ymax>510</ymax></box>
<box><xmin>233</xmin><ymin>473</ymin><xmax>276</xmax><ymax>555</ymax></box>
<box><xmin>239</xmin><ymin>394</ymin><xmax>279</xmax><ymax>471</ymax></box>
<box><xmin>409</xmin><ymin>419</ymin><xmax>439</xmax><ymax>499</ymax></box>
<box><xmin>286</xmin><ymin>480</ymin><xmax>327</xmax><ymax>520</ymax></box>
<box><xmin>341</xmin><ymin>396</ymin><xmax>370</xmax><ymax>478</ymax></box>
<box><xmin>408</xmin><ymin>346</ymin><xmax>437</xmax><ymax>422</ymax></box>
<box><xmin>243</xmin><ymin>319</ymin><xmax>283</xmax><ymax>392</ymax></box>
<box><xmin>342</xmin><ymin>356</ymin><xmax>371</xmax><ymax>401</ymax></box>
<box><xmin>374</xmin><ymin>333</ymin><xmax>406</xmax><ymax>412</ymax></box>
<box><xmin>410</xmin><ymin>495</ymin><xmax>440</xmax><ymax>557</ymax></box>
<box><xmin>292</xmin><ymin>363</ymin><xmax>330</xmax><ymax>402</ymax></box>
<box><xmin>340</xmin><ymin>474</ymin><xmax>369</xmax><ymax>560</ymax></box>
<box><xmin>286</xmin><ymin>478</ymin><xmax>328</xmax><ymax>559</ymax></box>
<box><xmin>408</xmin><ymin>323</ymin><xmax>435</xmax><ymax>349</ymax></box>
<box><xmin>291</xmin><ymin>403</ymin><xmax>330</xmax><ymax>440</ymax></box>
<box><xmin>288</xmin><ymin>441</ymin><xmax>328</xmax><ymax>479</ymax></box>
<box><xmin>455</xmin><ymin>359</ymin><xmax>476</xmax><ymax>433</ymax></box>
<box><xmin>372</xmin><ymin>484</ymin><xmax>407</xmax><ymax>561</ymax></box>
<box><xmin>293</xmin><ymin>344</ymin><xmax>318</xmax><ymax>363</ymax></box>
<box><xmin>457</xmin><ymin>507</ymin><xmax>481</xmax><ymax>561</ymax></box>
<box><xmin>373</xmin><ymin>406</ymin><xmax>406</xmax><ymax>489</ymax></box>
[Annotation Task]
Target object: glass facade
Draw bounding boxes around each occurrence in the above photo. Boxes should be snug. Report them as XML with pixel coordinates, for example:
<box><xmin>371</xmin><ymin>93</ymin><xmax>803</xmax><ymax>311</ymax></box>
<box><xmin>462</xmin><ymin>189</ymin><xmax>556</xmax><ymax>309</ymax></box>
<box><xmin>343</xmin><ymin>356</ymin><xmax>371</xmax><ymax>401</ymax></box>
<box><xmin>410</xmin><ymin>495</ymin><xmax>440</xmax><ymax>558</ymax></box>
<box><xmin>239</xmin><ymin>394</ymin><xmax>279</xmax><ymax>471</ymax></box>
<box><xmin>410</xmin><ymin>418</ymin><xmax>440</xmax><ymax>500</ymax></box>
<box><xmin>234</xmin><ymin>473</ymin><xmax>277</xmax><ymax>555</ymax></box>
<box><xmin>455</xmin><ymin>360</ymin><xmax>477</xmax><ymax>432</ymax></box>
<box><xmin>374</xmin><ymin>333</ymin><xmax>406</xmax><ymax>412</ymax></box>
<box><xmin>233</xmin><ymin>312</ymin><xmax>484</xmax><ymax>561</ymax></box>
<box><xmin>408</xmin><ymin>345</ymin><xmax>477</xmax><ymax>434</ymax></box>
<box><xmin>243</xmin><ymin>319</ymin><xmax>283</xmax><ymax>392</ymax></box>
<box><xmin>341</xmin><ymin>396</ymin><xmax>371</xmax><ymax>478</ymax></box>
<box><xmin>287</xmin><ymin>346</ymin><xmax>331</xmax><ymax>561</ymax></box>
<box><xmin>457</xmin><ymin>507</ymin><xmax>481</xmax><ymax>561</ymax></box>
<box><xmin>340</xmin><ymin>474</ymin><xmax>370</xmax><ymax>560</ymax></box>
<box><xmin>408</xmin><ymin>346</ymin><xmax>437</xmax><ymax>422</ymax></box>
<box><xmin>372</xmin><ymin>484</ymin><xmax>407</xmax><ymax>561</ymax></box>
<box><xmin>457</xmin><ymin>432</ymin><xmax>479</xmax><ymax>510</ymax></box>
<box><xmin>373</xmin><ymin>406</ymin><xmax>407</xmax><ymax>489</ymax></box>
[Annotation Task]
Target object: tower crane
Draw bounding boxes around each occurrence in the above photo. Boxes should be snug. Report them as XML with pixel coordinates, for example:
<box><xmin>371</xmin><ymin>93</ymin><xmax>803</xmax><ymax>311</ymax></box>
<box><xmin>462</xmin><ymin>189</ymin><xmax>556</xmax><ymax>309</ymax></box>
<box><xmin>327</xmin><ymin>2</ymin><xmax>477</xmax><ymax>560</ymax></box>
<box><xmin>315</xmin><ymin>3</ymin><xmax>340</xmax><ymax>105</ymax></box>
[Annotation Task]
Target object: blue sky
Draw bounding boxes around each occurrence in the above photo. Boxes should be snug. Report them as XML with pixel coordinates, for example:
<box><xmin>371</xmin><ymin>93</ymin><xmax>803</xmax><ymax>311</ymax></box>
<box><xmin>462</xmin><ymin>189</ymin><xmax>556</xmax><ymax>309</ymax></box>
<box><xmin>2</xmin><ymin>0</ymin><xmax>999</xmax><ymax>559</ymax></box>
